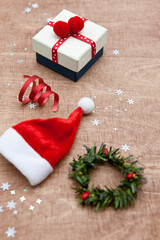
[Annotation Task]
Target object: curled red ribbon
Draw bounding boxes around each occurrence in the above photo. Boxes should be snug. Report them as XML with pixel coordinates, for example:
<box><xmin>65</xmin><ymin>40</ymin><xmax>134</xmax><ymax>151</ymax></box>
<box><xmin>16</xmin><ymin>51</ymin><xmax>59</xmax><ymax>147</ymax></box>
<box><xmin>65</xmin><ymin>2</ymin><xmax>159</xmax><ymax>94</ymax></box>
<box><xmin>19</xmin><ymin>75</ymin><xmax>59</xmax><ymax>112</ymax></box>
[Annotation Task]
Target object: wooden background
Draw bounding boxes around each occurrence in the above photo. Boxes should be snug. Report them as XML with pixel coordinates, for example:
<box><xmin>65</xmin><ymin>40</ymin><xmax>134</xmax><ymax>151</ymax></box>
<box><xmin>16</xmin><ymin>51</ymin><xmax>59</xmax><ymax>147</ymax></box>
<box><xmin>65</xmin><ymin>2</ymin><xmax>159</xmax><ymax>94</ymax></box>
<box><xmin>0</xmin><ymin>0</ymin><xmax>160</xmax><ymax>239</ymax></box>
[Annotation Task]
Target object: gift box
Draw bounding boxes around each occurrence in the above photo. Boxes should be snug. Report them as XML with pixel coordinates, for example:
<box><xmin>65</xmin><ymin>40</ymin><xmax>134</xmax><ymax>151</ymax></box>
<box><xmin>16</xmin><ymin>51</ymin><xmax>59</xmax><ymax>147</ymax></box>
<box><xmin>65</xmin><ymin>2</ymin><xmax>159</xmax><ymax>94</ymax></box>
<box><xmin>32</xmin><ymin>9</ymin><xmax>108</xmax><ymax>82</ymax></box>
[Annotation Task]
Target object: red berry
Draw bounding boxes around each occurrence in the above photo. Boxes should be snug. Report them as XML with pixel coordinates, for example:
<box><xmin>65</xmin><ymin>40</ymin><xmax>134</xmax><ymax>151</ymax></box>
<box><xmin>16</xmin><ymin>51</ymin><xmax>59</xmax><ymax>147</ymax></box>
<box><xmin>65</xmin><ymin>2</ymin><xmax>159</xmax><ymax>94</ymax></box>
<box><xmin>127</xmin><ymin>172</ymin><xmax>134</xmax><ymax>179</ymax></box>
<box><xmin>81</xmin><ymin>191</ymin><xmax>90</xmax><ymax>201</ymax></box>
<box><xmin>68</xmin><ymin>16</ymin><xmax>84</xmax><ymax>33</ymax></box>
<box><xmin>104</xmin><ymin>148</ymin><xmax>109</xmax><ymax>156</ymax></box>
<box><xmin>53</xmin><ymin>21</ymin><xmax>70</xmax><ymax>38</ymax></box>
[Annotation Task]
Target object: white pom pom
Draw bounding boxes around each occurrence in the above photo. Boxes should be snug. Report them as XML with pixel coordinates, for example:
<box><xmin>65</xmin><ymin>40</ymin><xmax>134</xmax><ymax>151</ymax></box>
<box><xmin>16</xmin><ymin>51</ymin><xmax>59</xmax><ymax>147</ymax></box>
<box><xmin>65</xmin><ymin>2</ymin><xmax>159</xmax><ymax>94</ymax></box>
<box><xmin>78</xmin><ymin>97</ymin><xmax>95</xmax><ymax>114</ymax></box>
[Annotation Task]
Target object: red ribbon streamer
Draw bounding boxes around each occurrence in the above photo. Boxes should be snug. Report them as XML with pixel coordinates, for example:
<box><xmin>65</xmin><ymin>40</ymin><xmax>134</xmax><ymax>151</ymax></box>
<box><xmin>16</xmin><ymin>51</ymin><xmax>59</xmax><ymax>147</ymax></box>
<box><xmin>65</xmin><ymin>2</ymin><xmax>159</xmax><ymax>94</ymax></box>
<box><xmin>47</xmin><ymin>17</ymin><xmax>96</xmax><ymax>64</ymax></box>
<box><xmin>19</xmin><ymin>75</ymin><xmax>59</xmax><ymax>112</ymax></box>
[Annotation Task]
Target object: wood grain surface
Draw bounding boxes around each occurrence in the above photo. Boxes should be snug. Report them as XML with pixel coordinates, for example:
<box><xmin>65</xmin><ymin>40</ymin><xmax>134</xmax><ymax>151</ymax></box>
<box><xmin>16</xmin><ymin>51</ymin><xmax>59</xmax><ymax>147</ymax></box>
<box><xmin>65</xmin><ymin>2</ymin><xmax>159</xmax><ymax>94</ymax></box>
<box><xmin>0</xmin><ymin>0</ymin><xmax>160</xmax><ymax>239</ymax></box>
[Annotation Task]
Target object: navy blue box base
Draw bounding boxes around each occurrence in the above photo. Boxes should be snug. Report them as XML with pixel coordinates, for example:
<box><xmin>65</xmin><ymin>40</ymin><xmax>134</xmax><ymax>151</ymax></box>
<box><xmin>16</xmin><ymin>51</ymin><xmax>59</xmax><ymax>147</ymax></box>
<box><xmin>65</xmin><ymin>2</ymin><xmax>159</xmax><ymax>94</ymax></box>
<box><xmin>36</xmin><ymin>48</ymin><xmax>103</xmax><ymax>82</ymax></box>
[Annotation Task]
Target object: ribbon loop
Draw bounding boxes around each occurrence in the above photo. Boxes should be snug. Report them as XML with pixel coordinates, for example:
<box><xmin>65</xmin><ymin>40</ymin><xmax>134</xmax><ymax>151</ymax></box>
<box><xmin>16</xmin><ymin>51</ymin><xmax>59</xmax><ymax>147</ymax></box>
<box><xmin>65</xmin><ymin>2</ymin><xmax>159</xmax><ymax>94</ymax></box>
<box><xmin>19</xmin><ymin>75</ymin><xmax>59</xmax><ymax>112</ymax></box>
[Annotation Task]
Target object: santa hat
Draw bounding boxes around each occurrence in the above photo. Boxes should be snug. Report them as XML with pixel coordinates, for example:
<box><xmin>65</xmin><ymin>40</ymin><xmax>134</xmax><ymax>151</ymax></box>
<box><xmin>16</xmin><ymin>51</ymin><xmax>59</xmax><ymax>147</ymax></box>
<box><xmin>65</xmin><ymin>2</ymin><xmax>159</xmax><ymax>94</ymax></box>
<box><xmin>0</xmin><ymin>97</ymin><xmax>94</xmax><ymax>186</ymax></box>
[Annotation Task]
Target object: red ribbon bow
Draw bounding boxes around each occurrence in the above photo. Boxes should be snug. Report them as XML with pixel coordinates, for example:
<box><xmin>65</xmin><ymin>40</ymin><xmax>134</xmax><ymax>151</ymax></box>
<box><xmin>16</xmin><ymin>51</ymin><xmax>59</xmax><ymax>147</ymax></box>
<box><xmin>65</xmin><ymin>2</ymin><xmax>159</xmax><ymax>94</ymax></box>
<box><xmin>47</xmin><ymin>16</ymin><xmax>96</xmax><ymax>64</ymax></box>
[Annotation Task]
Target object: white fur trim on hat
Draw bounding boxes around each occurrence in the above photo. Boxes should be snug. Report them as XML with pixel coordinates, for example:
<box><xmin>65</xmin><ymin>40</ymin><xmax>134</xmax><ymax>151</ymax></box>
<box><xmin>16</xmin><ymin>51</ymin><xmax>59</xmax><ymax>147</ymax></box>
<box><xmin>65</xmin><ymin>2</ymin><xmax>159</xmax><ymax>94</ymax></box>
<box><xmin>0</xmin><ymin>128</ymin><xmax>53</xmax><ymax>186</ymax></box>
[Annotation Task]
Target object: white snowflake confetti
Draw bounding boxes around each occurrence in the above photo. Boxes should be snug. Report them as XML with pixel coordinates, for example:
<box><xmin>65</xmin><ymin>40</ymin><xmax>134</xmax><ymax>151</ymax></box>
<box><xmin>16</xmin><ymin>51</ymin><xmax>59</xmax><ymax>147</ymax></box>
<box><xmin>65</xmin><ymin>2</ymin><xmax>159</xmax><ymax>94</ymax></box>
<box><xmin>0</xmin><ymin>206</ymin><xmax>4</xmax><ymax>212</ymax></box>
<box><xmin>113</xmin><ymin>49</ymin><xmax>120</xmax><ymax>55</ymax></box>
<box><xmin>46</xmin><ymin>17</ymin><xmax>53</xmax><ymax>22</ymax></box>
<box><xmin>113</xmin><ymin>128</ymin><xmax>118</xmax><ymax>131</ymax></box>
<box><xmin>29</xmin><ymin>205</ymin><xmax>35</xmax><ymax>211</ymax></box>
<box><xmin>36</xmin><ymin>199</ymin><xmax>42</xmax><ymax>204</ymax></box>
<box><xmin>121</xmin><ymin>144</ymin><xmax>130</xmax><ymax>152</ymax></box>
<box><xmin>5</xmin><ymin>227</ymin><xmax>16</xmax><ymax>238</ymax></box>
<box><xmin>13</xmin><ymin>210</ymin><xmax>18</xmax><ymax>215</ymax></box>
<box><xmin>115</xmin><ymin>89</ymin><xmax>123</xmax><ymax>95</ymax></box>
<box><xmin>28</xmin><ymin>103</ymin><xmax>37</xmax><ymax>109</ymax></box>
<box><xmin>1</xmin><ymin>182</ymin><xmax>11</xmax><ymax>191</ymax></box>
<box><xmin>124</xmin><ymin>108</ymin><xmax>128</xmax><ymax>112</ymax></box>
<box><xmin>11</xmin><ymin>190</ymin><xmax>15</xmax><ymax>195</ymax></box>
<box><xmin>8</xmin><ymin>83</ymin><xmax>11</xmax><ymax>86</ymax></box>
<box><xmin>105</xmin><ymin>107</ymin><xmax>108</xmax><ymax>110</ymax></box>
<box><xmin>127</xmin><ymin>99</ymin><xmax>135</xmax><ymax>105</ymax></box>
<box><xmin>19</xmin><ymin>196</ymin><xmax>26</xmax><ymax>202</ymax></box>
<box><xmin>6</xmin><ymin>200</ymin><xmax>16</xmax><ymax>210</ymax></box>
<box><xmin>92</xmin><ymin>119</ymin><xmax>100</xmax><ymax>126</ymax></box>
<box><xmin>32</xmin><ymin>3</ymin><xmax>39</xmax><ymax>8</ymax></box>
<box><xmin>25</xmin><ymin>7</ymin><xmax>31</xmax><ymax>13</ymax></box>
<box><xmin>109</xmin><ymin>105</ymin><xmax>112</xmax><ymax>108</ymax></box>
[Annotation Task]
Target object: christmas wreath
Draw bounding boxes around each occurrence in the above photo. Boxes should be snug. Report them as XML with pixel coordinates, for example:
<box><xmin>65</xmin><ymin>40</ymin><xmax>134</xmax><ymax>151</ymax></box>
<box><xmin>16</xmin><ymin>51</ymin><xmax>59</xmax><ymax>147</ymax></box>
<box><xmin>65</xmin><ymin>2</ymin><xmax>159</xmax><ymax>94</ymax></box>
<box><xmin>69</xmin><ymin>143</ymin><xmax>145</xmax><ymax>211</ymax></box>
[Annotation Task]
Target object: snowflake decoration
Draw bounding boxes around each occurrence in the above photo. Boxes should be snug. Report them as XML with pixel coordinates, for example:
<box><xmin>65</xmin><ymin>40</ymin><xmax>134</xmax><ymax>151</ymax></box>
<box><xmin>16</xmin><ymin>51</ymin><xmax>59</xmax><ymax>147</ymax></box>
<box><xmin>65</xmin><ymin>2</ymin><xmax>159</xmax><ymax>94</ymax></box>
<box><xmin>0</xmin><ymin>206</ymin><xmax>4</xmax><ymax>212</ymax></box>
<box><xmin>13</xmin><ymin>210</ymin><xmax>18</xmax><ymax>215</ymax></box>
<box><xmin>92</xmin><ymin>119</ymin><xmax>100</xmax><ymax>126</ymax></box>
<box><xmin>5</xmin><ymin>227</ymin><xmax>16</xmax><ymax>238</ymax></box>
<box><xmin>19</xmin><ymin>196</ymin><xmax>26</xmax><ymax>202</ymax></box>
<box><xmin>29</xmin><ymin>205</ymin><xmax>35</xmax><ymax>211</ymax></box>
<box><xmin>25</xmin><ymin>7</ymin><xmax>31</xmax><ymax>13</ymax></box>
<box><xmin>36</xmin><ymin>199</ymin><xmax>42</xmax><ymax>204</ymax></box>
<box><xmin>6</xmin><ymin>200</ymin><xmax>16</xmax><ymax>210</ymax></box>
<box><xmin>121</xmin><ymin>144</ymin><xmax>130</xmax><ymax>152</ymax></box>
<box><xmin>11</xmin><ymin>190</ymin><xmax>15</xmax><ymax>195</ymax></box>
<box><xmin>127</xmin><ymin>99</ymin><xmax>135</xmax><ymax>105</ymax></box>
<box><xmin>28</xmin><ymin>103</ymin><xmax>37</xmax><ymax>109</ymax></box>
<box><xmin>46</xmin><ymin>17</ymin><xmax>53</xmax><ymax>22</ymax></box>
<box><xmin>0</xmin><ymin>182</ymin><xmax>11</xmax><ymax>191</ymax></box>
<box><xmin>113</xmin><ymin>49</ymin><xmax>120</xmax><ymax>55</ymax></box>
<box><xmin>115</xmin><ymin>89</ymin><xmax>123</xmax><ymax>95</ymax></box>
<box><xmin>32</xmin><ymin>3</ymin><xmax>39</xmax><ymax>8</ymax></box>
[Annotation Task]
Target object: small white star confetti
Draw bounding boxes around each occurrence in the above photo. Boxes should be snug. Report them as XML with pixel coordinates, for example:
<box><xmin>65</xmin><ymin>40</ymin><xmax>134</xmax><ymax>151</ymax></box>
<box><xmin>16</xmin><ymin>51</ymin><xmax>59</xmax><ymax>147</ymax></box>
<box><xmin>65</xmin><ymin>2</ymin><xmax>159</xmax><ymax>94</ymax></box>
<box><xmin>25</xmin><ymin>7</ymin><xmax>31</xmax><ymax>13</ymax></box>
<box><xmin>29</xmin><ymin>205</ymin><xmax>35</xmax><ymax>211</ymax></box>
<box><xmin>121</xmin><ymin>144</ymin><xmax>130</xmax><ymax>152</ymax></box>
<box><xmin>28</xmin><ymin>103</ymin><xmax>37</xmax><ymax>109</ymax></box>
<box><xmin>113</xmin><ymin>128</ymin><xmax>118</xmax><ymax>131</ymax></box>
<box><xmin>5</xmin><ymin>227</ymin><xmax>16</xmax><ymax>238</ymax></box>
<box><xmin>105</xmin><ymin>107</ymin><xmax>108</xmax><ymax>110</ymax></box>
<box><xmin>92</xmin><ymin>119</ymin><xmax>100</xmax><ymax>126</ymax></box>
<box><xmin>113</xmin><ymin>49</ymin><xmax>120</xmax><ymax>55</ymax></box>
<box><xmin>127</xmin><ymin>99</ymin><xmax>135</xmax><ymax>105</ymax></box>
<box><xmin>8</xmin><ymin>83</ymin><xmax>11</xmax><ymax>86</ymax></box>
<box><xmin>0</xmin><ymin>206</ymin><xmax>4</xmax><ymax>212</ymax></box>
<box><xmin>1</xmin><ymin>182</ymin><xmax>11</xmax><ymax>191</ymax></box>
<box><xmin>20</xmin><ymin>196</ymin><xmax>26</xmax><ymax>202</ymax></box>
<box><xmin>36</xmin><ymin>199</ymin><xmax>42</xmax><ymax>204</ymax></box>
<box><xmin>46</xmin><ymin>17</ymin><xmax>53</xmax><ymax>22</ymax></box>
<box><xmin>11</xmin><ymin>190</ymin><xmax>15</xmax><ymax>195</ymax></box>
<box><xmin>124</xmin><ymin>108</ymin><xmax>128</xmax><ymax>112</ymax></box>
<box><xmin>6</xmin><ymin>200</ymin><xmax>16</xmax><ymax>210</ymax></box>
<box><xmin>32</xmin><ymin>3</ymin><xmax>39</xmax><ymax>8</ymax></box>
<box><xmin>115</xmin><ymin>89</ymin><xmax>123</xmax><ymax>95</ymax></box>
<box><xmin>13</xmin><ymin>210</ymin><xmax>18</xmax><ymax>215</ymax></box>
<box><xmin>108</xmin><ymin>89</ymin><xmax>112</xmax><ymax>92</ymax></box>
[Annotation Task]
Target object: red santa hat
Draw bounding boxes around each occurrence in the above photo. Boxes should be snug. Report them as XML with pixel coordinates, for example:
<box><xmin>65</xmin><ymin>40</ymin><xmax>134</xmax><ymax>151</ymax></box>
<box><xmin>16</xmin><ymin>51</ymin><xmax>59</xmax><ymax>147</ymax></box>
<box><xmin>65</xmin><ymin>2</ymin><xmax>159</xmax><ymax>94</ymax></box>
<box><xmin>0</xmin><ymin>97</ymin><xmax>94</xmax><ymax>186</ymax></box>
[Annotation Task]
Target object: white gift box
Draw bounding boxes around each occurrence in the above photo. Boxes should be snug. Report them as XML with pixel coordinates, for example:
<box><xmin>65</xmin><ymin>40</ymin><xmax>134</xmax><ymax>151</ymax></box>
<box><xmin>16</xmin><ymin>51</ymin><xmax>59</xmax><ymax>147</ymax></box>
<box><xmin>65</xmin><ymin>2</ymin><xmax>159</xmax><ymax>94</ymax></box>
<box><xmin>32</xmin><ymin>9</ymin><xmax>108</xmax><ymax>80</ymax></box>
